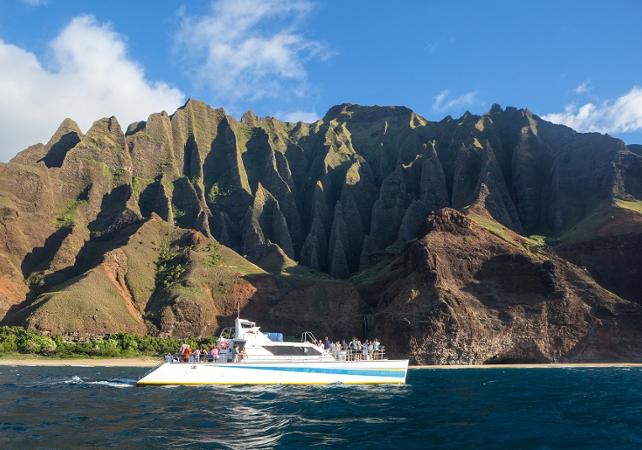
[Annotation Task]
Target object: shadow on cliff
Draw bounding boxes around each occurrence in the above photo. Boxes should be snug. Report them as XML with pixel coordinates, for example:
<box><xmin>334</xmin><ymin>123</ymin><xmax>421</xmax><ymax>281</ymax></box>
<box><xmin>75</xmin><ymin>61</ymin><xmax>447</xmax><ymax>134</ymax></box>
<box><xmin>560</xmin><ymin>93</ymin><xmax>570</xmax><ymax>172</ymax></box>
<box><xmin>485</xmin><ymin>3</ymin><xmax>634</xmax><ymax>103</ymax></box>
<box><xmin>20</xmin><ymin>227</ymin><xmax>73</xmax><ymax>279</ymax></box>
<box><xmin>213</xmin><ymin>272</ymin><xmax>370</xmax><ymax>342</ymax></box>
<box><xmin>3</xmin><ymin>186</ymin><xmax>144</xmax><ymax>325</ymax></box>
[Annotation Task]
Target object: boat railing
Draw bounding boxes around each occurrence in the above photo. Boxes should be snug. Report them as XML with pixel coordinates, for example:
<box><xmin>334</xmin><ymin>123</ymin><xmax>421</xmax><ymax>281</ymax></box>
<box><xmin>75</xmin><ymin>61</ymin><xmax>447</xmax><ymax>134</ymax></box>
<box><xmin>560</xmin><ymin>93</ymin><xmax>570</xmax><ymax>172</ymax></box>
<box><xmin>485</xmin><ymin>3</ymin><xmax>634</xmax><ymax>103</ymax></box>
<box><xmin>337</xmin><ymin>349</ymin><xmax>386</xmax><ymax>361</ymax></box>
<box><xmin>165</xmin><ymin>349</ymin><xmax>387</xmax><ymax>364</ymax></box>
<box><xmin>300</xmin><ymin>331</ymin><xmax>319</xmax><ymax>345</ymax></box>
<box><xmin>166</xmin><ymin>354</ymin><xmax>333</xmax><ymax>364</ymax></box>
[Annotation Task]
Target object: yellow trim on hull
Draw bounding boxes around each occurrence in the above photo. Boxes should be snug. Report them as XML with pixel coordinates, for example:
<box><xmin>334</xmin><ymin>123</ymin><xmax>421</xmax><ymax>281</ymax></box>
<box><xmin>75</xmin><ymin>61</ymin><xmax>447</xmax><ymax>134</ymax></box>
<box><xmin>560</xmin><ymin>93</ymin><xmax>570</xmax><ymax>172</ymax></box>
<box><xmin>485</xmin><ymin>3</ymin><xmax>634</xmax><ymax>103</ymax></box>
<box><xmin>136</xmin><ymin>380</ymin><xmax>405</xmax><ymax>386</ymax></box>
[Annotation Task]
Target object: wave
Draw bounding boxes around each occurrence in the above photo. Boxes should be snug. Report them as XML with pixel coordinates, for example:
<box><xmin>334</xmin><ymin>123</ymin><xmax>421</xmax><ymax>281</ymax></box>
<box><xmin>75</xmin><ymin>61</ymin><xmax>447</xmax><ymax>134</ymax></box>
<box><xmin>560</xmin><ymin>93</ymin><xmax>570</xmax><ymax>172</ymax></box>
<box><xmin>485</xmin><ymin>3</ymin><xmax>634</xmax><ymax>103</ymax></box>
<box><xmin>60</xmin><ymin>375</ymin><xmax>136</xmax><ymax>388</ymax></box>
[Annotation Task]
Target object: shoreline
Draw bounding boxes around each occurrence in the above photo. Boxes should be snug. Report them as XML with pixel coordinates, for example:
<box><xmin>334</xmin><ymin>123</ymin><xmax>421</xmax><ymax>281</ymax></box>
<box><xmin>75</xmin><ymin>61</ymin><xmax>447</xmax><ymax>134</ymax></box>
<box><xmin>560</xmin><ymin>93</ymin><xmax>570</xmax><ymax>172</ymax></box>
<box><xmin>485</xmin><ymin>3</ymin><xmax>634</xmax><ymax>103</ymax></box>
<box><xmin>1</xmin><ymin>356</ymin><xmax>641</xmax><ymax>369</ymax></box>
<box><xmin>0</xmin><ymin>356</ymin><xmax>160</xmax><ymax>367</ymax></box>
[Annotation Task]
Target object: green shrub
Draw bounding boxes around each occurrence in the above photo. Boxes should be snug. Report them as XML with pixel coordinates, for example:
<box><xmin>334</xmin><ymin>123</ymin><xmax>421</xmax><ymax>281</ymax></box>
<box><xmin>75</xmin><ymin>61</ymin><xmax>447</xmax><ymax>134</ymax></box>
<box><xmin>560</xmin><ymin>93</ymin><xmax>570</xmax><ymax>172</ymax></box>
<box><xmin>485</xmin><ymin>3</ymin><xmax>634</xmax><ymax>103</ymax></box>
<box><xmin>0</xmin><ymin>326</ymin><xmax>214</xmax><ymax>358</ymax></box>
<box><xmin>18</xmin><ymin>334</ymin><xmax>57</xmax><ymax>354</ymax></box>
<box><xmin>0</xmin><ymin>330</ymin><xmax>18</xmax><ymax>354</ymax></box>
<box><xmin>207</xmin><ymin>183</ymin><xmax>237</xmax><ymax>206</ymax></box>
<box><xmin>155</xmin><ymin>243</ymin><xmax>187</xmax><ymax>288</ymax></box>
<box><xmin>55</xmin><ymin>200</ymin><xmax>87</xmax><ymax>228</ymax></box>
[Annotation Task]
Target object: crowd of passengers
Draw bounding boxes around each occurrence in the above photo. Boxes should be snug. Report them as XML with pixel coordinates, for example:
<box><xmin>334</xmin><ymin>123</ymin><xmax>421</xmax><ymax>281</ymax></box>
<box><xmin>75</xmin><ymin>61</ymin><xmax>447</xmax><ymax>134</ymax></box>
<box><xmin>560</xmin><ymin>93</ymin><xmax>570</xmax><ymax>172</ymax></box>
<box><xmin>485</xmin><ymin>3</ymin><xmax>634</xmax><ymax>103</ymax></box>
<box><xmin>317</xmin><ymin>336</ymin><xmax>385</xmax><ymax>361</ymax></box>
<box><xmin>164</xmin><ymin>336</ymin><xmax>385</xmax><ymax>363</ymax></box>
<box><xmin>164</xmin><ymin>342</ymin><xmax>245</xmax><ymax>364</ymax></box>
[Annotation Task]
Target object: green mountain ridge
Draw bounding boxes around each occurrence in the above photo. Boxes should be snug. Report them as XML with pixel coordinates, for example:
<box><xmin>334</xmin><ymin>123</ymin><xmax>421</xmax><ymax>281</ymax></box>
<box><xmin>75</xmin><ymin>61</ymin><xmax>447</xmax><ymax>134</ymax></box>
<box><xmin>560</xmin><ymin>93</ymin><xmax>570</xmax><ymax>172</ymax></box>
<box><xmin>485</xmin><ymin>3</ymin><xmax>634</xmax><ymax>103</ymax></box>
<box><xmin>1</xmin><ymin>100</ymin><xmax>641</xmax><ymax>363</ymax></box>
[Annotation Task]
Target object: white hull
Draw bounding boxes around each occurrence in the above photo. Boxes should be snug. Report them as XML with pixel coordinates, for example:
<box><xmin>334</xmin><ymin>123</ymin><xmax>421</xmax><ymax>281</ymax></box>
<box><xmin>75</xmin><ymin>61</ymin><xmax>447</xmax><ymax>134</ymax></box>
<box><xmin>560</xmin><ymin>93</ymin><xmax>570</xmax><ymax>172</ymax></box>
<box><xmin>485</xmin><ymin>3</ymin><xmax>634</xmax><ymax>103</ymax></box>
<box><xmin>137</xmin><ymin>360</ymin><xmax>409</xmax><ymax>386</ymax></box>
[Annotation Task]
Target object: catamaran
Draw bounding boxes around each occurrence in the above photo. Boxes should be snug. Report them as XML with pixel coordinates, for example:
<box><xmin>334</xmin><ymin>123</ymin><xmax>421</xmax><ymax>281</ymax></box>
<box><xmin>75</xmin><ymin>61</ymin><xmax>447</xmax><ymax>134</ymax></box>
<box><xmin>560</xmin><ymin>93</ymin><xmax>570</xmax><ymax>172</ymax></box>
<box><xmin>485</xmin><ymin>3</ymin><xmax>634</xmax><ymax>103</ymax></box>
<box><xmin>137</xmin><ymin>317</ymin><xmax>409</xmax><ymax>385</ymax></box>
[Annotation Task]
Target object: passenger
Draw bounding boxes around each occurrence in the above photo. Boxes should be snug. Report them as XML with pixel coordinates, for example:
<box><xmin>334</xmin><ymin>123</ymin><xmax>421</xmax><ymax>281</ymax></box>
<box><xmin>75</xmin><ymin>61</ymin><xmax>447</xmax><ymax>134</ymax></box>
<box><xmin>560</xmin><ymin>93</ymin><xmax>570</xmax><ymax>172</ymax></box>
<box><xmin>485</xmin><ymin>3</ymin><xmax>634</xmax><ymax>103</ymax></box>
<box><xmin>218</xmin><ymin>340</ymin><xmax>230</xmax><ymax>362</ymax></box>
<box><xmin>210</xmin><ymin>346</ymin><xmax>218</xmax><ymax>363</ymax></box>
<box><xmin>329</xmin><ymin>340</ymin><xmax>336</xmax><ymax>357</ymax></box>
<box><xmin>200</xmin><ymin>346</ymin><xmax>208</xmax><ymax>363</ymax></box>
<box><xmin>323</xmin><ymin>336</ymin><xmax>331</xmax><ymax>350</ymax></box>
<box><xmin>194</xmin><ymin>348</ymin><xmax>201</xmax><ymax>363</ymax></box>
<box><xmin>182</xmin><ymin>344</ymin><xmax>191</xmax><ymax>363</ymax></box>
<box><xmin>164</xmin><ymin>353</ymin><xmax>173</xmax><ymax>363</ymax></box>
<box><xmin>233</xmin><ymin>344</ymin><xmax>239</xmax><ymax>363</ymax></box>
<box><xmin>179</xmin><ymin>341</ymin><xmax>187</xmax><ymax>357</ymax></box>
<box><xmin>368</xmin><ymin>341</ymin><xmax>374</xmax><ymax>359</ymax></box>
<box><xmin>363</xmin><ymin>340</ymin><xmax>369</xmax><ymax>360</ymax></box>
<box><xmin>350</xmin><ymin>337</ymin><xmax>359</xmax><ymax>361</ymax></box>
<box><xmin>239</xmin><ymin>348</ymin><xmax>247</xmax><ymax>361</ymax></box>
<box><xmin>373</xmin><ymin>338</ymin><xmax>380</xmax><ymax>359</ymax></box>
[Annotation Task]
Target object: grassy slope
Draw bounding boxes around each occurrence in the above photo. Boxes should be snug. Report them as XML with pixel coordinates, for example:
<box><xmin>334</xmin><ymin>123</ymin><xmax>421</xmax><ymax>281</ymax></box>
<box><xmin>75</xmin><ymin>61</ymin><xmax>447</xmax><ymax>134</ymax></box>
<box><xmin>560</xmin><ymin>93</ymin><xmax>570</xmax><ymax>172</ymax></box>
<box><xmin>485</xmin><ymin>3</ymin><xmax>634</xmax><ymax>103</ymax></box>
<box><xmin>615</xmin><ymin>199</ymin><xmax>642</xmax><ymax>215</ymax></box>
<box><xmin>556</xmin><ymin>199</ymin><xmax>642</xmax><ymax>244</ymax></box>
<box><xmin>465</xmin><ymin>211</ymin><xmax>549</xmax><ymax>258</ymax></box>
<box><xmin>25</xmin><ymin>213</ymin><xmax>267</xmax><ymax>336</ymax></box>
<box><xmin>25</xmin><ymin>267</ymin><xmax>147</xmax><ymax>335</ymax></box>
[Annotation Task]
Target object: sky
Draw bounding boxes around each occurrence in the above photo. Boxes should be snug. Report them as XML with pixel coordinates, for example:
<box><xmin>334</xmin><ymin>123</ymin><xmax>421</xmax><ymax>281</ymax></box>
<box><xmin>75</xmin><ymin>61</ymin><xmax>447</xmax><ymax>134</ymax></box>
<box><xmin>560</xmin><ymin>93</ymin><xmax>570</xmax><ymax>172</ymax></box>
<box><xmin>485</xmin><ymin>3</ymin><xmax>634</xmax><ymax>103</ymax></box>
<box><xmin>0</xmin><ymin>0</ymin><xmax>641</xmax><ymax>160</ymax></box>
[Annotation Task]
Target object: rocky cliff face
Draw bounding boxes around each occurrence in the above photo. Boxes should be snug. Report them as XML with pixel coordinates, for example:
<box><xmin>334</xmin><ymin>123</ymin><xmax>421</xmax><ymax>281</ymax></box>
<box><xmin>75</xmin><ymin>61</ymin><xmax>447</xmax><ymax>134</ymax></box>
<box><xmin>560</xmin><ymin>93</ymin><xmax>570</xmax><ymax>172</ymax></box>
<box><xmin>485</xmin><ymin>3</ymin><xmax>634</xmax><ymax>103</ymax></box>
<box><xmin>1</xmin><ymin>100</ymin><xmax>641</xmax><ymax>363</ymax></box>
<box><xmin>362</xmin><ymin>209</ymin><xmax>642</xmax><ymax>363</ymax></box>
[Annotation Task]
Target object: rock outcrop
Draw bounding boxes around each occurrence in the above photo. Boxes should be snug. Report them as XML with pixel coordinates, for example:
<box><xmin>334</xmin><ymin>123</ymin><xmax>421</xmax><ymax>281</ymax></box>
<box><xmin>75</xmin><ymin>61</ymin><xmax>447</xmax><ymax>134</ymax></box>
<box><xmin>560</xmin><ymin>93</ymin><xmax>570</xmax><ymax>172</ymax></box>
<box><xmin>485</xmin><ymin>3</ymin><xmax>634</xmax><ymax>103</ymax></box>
<box><xmin>362</xmin><ymin>209</ymin><xmax>642</xmax><ymax>364</ymax></box>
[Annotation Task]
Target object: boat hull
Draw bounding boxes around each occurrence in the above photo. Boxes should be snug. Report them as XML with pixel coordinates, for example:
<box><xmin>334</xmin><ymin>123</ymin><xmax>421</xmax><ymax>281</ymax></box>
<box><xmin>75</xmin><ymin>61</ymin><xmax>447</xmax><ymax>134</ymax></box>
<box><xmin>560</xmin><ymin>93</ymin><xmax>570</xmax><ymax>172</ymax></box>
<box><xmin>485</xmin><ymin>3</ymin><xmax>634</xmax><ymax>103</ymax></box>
<box><xmin>137</xmin><ymin>360</ymin><xmax>409</xmax><ymax>386</ymax></box>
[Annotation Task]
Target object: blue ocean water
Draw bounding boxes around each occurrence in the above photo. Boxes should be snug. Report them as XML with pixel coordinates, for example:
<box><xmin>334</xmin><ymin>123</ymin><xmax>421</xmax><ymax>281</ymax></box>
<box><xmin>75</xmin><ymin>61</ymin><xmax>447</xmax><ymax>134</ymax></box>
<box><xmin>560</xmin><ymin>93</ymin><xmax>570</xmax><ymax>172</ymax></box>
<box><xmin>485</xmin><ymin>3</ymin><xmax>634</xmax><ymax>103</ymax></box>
<box><xmin>1</xmin><ymin>366</ymin><xmax>641</xmax><ymax>449</ymax></box>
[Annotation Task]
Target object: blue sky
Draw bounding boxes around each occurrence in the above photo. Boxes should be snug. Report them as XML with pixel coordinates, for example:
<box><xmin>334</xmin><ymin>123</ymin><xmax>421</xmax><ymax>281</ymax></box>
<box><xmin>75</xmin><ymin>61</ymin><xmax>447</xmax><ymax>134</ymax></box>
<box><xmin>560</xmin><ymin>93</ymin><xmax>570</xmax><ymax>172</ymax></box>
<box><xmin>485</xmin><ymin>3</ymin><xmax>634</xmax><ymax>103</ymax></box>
<box><xmin>1</xmin><ymin>0</ymin><xmax>641</xmax><ymax>159</ymax></box>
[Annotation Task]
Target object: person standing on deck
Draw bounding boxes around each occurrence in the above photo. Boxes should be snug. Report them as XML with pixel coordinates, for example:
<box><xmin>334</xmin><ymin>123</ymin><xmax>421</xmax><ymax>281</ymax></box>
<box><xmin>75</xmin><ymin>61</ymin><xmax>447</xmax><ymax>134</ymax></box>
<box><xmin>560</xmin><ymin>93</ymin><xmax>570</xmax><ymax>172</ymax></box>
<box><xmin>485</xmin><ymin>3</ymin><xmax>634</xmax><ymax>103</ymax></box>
<box><xmin>329</xmin><ymin>340</ymin><xmax>337</xmax><ymax>358</ymax></box>
<box><xmin>350</xmin><ymin>337</ymin><xmax>358</xmax><ymax>361</ymax></box>
<box><xmin>373</xmin><ymin>338</ymin><xmax>380</xmax><ymax>359</ymax></box>
<box><xmin>182</xmin><ymin>344</ymin><xmax>191</xmax><ymax>363</ymax></box>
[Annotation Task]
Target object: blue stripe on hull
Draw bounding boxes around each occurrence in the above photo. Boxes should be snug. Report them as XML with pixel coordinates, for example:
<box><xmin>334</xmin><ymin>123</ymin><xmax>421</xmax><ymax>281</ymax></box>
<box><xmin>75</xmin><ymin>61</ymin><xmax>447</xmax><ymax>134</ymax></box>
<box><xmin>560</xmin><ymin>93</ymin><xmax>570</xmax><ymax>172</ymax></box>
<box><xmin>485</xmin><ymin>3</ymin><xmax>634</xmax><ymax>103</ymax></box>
<box><xmin>216</xmin><ymin>365</ymin><xmax>406</xmax><ymax>378</ymax></box>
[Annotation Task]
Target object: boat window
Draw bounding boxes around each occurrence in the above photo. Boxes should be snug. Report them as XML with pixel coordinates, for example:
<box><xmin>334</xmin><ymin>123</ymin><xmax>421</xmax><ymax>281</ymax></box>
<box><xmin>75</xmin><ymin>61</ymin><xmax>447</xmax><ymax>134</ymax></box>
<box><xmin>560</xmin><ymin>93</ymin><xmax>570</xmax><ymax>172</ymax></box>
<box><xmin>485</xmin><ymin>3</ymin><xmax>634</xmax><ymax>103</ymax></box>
<box><xmin>263</xmin><ymin>346</ymin><xmax>322</xmax><ymax>356</ymax></box>
<box><xmin>219</xmin><ymin>327</ymin><xmax>234</xmax><ymax>339</ymax></box>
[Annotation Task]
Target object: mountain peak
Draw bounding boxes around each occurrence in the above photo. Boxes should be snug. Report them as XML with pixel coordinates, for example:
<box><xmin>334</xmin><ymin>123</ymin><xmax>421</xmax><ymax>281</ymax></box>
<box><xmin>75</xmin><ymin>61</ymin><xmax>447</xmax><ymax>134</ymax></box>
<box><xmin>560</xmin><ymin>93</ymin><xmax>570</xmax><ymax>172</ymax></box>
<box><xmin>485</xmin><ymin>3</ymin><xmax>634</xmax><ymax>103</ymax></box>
<box><xmin>323</xmin><ymin>103</ymin><xmax>415</xmax><ymax>123</ymax></box>
<box><xmin>240</xmin><ymin>110</ymin><xmax>259</xmax><ymax>126</ymax></box>
<box><xmin>489</xmin><ymin>103</ymin><xmax>503</xmax><ymax>114</ymax></box>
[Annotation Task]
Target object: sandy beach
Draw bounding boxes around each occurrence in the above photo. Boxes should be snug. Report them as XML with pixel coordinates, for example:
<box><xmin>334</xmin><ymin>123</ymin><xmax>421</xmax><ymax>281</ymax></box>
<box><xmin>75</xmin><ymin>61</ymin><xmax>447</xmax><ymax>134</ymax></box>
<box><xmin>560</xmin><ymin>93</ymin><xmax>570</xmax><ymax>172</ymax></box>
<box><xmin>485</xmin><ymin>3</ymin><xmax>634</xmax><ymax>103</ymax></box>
<box><xmin>0</xmin><ymin>356</ymin><xmax>160</xmax><ymax>367</ymax></box>
<box><xmin>1</xmin><ymin>356</ymin><xmax>641</xmax><ymax>369</ymax></box>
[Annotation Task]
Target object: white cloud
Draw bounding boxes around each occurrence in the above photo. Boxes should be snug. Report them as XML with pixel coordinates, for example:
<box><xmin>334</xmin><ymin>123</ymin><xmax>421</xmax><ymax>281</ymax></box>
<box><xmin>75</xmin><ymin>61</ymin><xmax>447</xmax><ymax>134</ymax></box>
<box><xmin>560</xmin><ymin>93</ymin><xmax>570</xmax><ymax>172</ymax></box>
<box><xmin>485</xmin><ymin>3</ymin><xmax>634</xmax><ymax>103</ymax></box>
<box><xmin>0</xmin><ymin>15</ymin><xmax>184</xmax><ymax>161</ymax></box>
<box><xmin>276</xmin><ymin>110</ymin><xmax>319</xmax><ymax>123</ymax></box>
<box><xmin>432</xmin><ymin>90</ymin><xmax>478</xmax><ymax>113</ymax></box>
<box><xmin>543</xmin><ymin>86</ymin><xmax>642</xmax><ymax>134</ymax></box>
<box><xmin>175</xmin><ymin>0</ymin><xmax>327</xmax><ymax>105</ymax></box>
<box><xmin>575</xmin><ymin>80</ymin><xmax>592</xmax><ymax>94</ymax></box>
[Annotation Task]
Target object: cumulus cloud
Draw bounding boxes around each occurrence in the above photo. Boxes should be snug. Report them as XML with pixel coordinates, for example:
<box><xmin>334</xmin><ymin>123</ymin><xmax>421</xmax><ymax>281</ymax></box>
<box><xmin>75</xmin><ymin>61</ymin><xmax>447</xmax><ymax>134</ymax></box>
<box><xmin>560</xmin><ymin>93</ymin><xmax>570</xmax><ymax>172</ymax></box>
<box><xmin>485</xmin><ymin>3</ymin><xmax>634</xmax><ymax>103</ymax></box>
<box><xmin>175</xmin><ymin>0</ymin><xmax>327</xmax><ymax>105</ymax></box>
<box><xmin>432</xmin><ymin>90</ymin><xmax>478</xmax><ymax>114</ymax></box>
<box><xmin>543</xmin><ymin>86</ymin><xmax>642</xmax><ymax>134</ymax></box>
<box><xmin>0</xmin><ymin>15</ymin><xmax>184</xmax><ymax>160</ymax></box>
<box><xmin>575</xmin><ymin>80</ymin><xmax>592</xmax><ymax>94</ymax></box>
<box><xmin>277</xmin><ymin>110</ymin><xmax>320</xmax><ymax>123</ymax></box>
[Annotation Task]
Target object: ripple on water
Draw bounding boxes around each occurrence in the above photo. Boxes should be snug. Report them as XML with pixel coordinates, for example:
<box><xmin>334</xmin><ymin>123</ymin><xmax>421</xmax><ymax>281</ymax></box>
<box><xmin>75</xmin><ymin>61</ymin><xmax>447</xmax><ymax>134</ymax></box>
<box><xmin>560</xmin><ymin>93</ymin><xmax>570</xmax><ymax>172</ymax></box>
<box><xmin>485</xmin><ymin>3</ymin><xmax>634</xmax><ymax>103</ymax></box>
<box><xmin>2</xmin><ymin>367</ymin><xmax>642</xmax><ymax>449</ymax></box>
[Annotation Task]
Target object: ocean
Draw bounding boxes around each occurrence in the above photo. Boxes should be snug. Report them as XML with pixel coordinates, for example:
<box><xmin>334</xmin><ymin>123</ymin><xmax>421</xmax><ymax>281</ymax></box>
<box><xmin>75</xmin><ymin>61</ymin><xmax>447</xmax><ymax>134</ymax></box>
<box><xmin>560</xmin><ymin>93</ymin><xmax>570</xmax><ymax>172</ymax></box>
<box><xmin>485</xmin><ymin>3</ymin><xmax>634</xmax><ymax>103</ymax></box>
<box><xmin>1</xmin><ymin>366</ymin><xmax>641</xmax><ymax>449</ymax></box>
